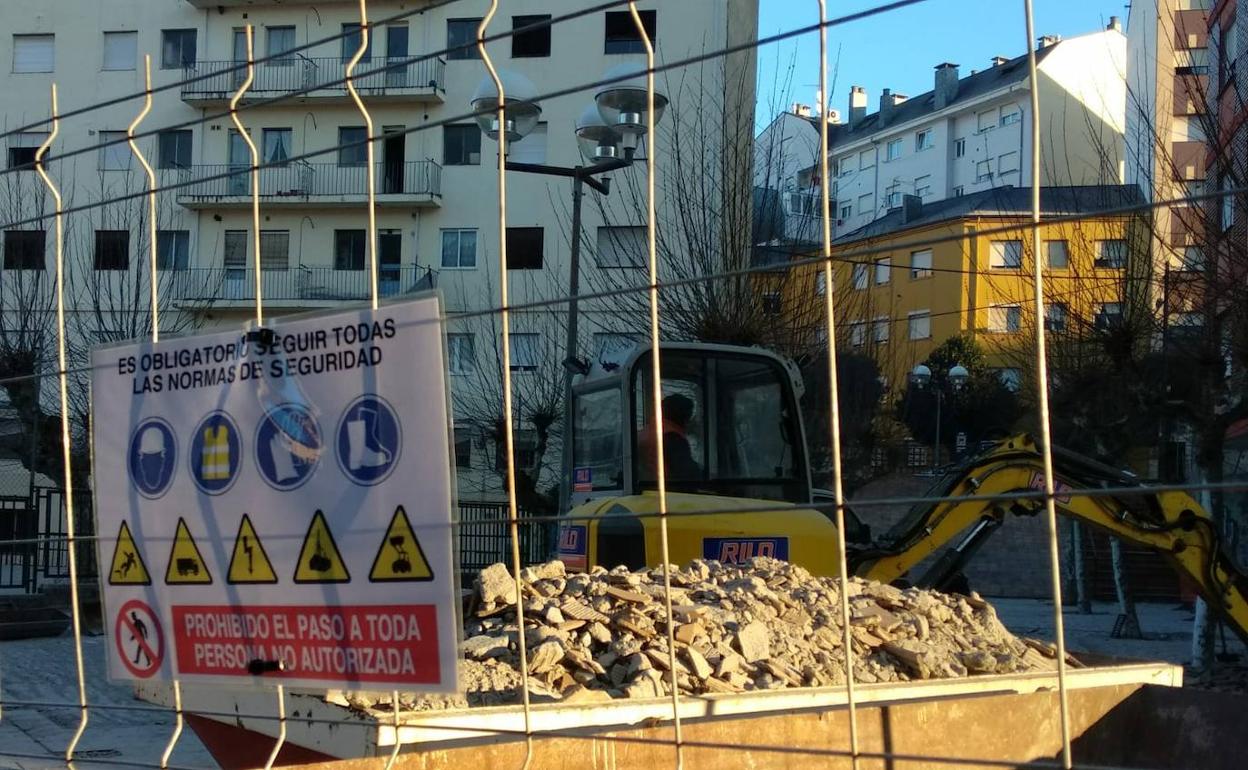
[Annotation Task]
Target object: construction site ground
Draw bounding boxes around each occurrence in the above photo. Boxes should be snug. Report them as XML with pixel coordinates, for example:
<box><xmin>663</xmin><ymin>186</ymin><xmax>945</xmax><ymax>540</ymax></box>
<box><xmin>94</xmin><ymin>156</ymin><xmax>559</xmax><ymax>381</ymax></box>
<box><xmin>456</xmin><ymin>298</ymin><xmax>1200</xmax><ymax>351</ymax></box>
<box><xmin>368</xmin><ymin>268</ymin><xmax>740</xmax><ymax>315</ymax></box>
<box><xmin>0</xmin><ymin>597</ymin><xmax>1244</xmax><ymax>769</ymax></box>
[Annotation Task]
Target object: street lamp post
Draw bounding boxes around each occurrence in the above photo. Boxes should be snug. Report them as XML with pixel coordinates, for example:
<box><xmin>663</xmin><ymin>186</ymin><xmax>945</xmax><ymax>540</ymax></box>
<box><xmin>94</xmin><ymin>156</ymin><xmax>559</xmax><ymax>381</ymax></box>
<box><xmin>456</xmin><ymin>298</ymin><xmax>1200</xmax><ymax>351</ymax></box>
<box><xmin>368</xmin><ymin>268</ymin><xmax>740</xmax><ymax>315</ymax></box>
<box><xmin>472</xmin><ymin>65</ymin><xmax>668</xmax><ymax>515</ymax></box>
<box><xmin>910</xmin><ymin>363</ymin><xmax>968</xmax><ymax>468</ymax></box>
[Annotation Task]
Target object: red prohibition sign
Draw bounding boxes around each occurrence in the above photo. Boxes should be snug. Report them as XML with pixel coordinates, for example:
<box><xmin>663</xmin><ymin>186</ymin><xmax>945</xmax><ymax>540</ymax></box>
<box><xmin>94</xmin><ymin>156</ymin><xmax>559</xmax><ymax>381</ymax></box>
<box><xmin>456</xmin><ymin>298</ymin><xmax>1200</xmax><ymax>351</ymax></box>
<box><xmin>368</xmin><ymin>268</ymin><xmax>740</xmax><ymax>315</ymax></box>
<box><xmin>115</xmin><ymin>599</ymin><xmax>164</xmax><ymax>678</ymax></box>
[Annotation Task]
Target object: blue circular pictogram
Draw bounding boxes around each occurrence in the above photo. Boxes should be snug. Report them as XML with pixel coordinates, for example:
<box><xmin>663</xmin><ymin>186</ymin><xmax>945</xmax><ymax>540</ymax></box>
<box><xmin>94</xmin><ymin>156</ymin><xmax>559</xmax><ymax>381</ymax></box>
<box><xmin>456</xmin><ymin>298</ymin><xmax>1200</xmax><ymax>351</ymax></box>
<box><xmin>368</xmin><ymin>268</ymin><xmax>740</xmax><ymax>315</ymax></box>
<box><xmin>189</xmin><ymin>411</ymin><xmax>242</xmax><ymax>495</ymax></box>
<box><xmin>128</xmin><ymin>418</ymin><xmax>177</xmax><ymax>499</ymax></box>
<box><xmin>254</xmin><ymin>403</ymin><xmax>322</xmax><ymax>491</ymax></box>
<box><xmin>335</xmin><ymin>395</ymin><xmax>402</xmax><ymax>486</ymax></box>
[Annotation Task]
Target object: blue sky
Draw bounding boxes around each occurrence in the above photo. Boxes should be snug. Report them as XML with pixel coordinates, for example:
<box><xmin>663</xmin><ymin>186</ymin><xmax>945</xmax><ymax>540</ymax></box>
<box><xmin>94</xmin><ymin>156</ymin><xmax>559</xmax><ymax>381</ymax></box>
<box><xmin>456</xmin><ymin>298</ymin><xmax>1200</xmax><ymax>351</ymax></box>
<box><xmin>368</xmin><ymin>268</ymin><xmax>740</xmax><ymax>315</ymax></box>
<box><xmin>756</xmin><ymin>0</ymin><xmax>1128</xmax><ymax>129</ymax></box>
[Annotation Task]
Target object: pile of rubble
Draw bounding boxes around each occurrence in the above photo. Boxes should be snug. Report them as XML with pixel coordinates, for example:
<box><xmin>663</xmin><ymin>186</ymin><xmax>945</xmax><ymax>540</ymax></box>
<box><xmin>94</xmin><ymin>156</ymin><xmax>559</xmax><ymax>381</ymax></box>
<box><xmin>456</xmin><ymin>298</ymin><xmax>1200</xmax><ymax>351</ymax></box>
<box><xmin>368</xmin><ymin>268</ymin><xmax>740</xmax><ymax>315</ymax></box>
<box><xmin>332</xmin><ymin>558</ymin><xmax>1069</xmax><ymax>712</ymax></box>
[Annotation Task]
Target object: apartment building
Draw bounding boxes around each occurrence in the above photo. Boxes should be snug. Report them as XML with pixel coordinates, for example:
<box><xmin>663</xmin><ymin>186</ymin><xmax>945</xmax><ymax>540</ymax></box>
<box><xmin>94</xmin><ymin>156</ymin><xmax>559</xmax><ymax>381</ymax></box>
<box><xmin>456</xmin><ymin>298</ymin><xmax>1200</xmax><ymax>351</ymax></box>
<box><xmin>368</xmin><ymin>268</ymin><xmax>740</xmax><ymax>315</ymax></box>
<box><xmin>1124</xmin><ymin>0</ymin><xmax>1211</xmax><ymax>310</ymax></box>
<box><xmin>0</xmin><ymin>0</ymin><xmax>758</xmax><ymax>500</ymax></box>
<box><xmin>787</xmin><ymin>186</ymin><xmax>1144</xmax><ymax>393</ymax></box>
<box><xmin>818</xmin><ymin>24</ymin><xmax>1127</xmax><ymax>241</ymax></box>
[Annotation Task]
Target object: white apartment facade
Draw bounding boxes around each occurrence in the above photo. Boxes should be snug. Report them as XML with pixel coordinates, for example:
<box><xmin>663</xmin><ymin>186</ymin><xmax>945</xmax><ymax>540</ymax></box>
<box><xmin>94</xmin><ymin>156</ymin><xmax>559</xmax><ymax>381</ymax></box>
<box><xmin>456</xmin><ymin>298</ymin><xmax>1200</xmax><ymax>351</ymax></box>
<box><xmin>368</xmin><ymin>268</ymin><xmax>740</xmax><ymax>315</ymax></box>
<box><xmin>817</xmin><ymin>25</ymin><xmax>1127</xmax><ymax>240</ymax></box>
<box><xmin>0</xmin><ymin>0</ymin><xmax>758</xmax><ymax>501</ymax></box>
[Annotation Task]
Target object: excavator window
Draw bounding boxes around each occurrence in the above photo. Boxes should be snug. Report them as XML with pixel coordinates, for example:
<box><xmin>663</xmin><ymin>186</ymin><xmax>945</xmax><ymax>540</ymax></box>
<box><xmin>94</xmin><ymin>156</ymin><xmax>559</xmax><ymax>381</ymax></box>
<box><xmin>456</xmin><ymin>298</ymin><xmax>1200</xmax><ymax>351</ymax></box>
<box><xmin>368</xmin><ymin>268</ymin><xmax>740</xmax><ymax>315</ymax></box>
<box><xmin>572</xmin><ymin>386</ymin><xmax>624</xmax><ymax>490</ymax></box>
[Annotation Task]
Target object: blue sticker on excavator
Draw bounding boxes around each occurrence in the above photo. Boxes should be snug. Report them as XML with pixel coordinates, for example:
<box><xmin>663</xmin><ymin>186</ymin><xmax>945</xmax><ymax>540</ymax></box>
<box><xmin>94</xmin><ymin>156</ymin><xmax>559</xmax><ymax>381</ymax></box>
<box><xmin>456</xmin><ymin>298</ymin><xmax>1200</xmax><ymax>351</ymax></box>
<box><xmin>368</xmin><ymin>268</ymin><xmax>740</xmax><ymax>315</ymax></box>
<box><xmin>703</xmin><ymin>537</ymin><xmax>789</xmax><ymax>564</ymax></box>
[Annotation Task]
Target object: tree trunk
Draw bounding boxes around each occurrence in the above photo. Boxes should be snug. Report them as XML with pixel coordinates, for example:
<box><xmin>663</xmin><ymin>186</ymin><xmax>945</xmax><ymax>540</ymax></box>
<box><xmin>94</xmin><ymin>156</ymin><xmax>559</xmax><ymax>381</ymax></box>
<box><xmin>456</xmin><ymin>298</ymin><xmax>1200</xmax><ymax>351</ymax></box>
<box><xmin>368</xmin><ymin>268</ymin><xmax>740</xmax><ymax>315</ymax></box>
<box><xmin>1190</xmin><ymin>473</ymin><xmax>1218</xmax><ymax>676</ymax></box>
<box><xmin>1072</xmin><ymin>522</ymin><xmax>1093</xmax><ymax>613</ymax></box>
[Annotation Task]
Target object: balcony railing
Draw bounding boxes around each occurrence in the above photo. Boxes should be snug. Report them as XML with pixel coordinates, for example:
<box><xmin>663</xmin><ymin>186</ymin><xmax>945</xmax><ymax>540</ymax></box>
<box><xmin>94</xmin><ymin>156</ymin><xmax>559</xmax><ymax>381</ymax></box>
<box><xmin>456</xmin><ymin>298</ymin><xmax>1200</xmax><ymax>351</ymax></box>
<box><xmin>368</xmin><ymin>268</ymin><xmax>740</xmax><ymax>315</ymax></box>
<box><xmin>167</xmin><ymin>161</ymin><xmax>441</xmax><ymax>205</ymax></box>
<box><xmin>167</xmin><ymin>265</ymin><xmax>437</xmax><ymax>304</ymax></box>
<box><xmin>181</xmin><ymin>56</ymin><xmax>445</xmax><ymax>101</ymax></box>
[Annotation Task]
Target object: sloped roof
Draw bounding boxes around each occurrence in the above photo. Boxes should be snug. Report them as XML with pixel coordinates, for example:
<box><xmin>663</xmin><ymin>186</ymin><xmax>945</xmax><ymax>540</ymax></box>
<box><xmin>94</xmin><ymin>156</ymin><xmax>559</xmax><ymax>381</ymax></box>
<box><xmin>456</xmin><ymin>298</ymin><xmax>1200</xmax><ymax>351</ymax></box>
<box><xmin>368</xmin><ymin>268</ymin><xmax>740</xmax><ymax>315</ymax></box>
<box><xmin>834</xmin><ymin>184</ymin><xmax>1145</xmax><ymax>244</ymax></box>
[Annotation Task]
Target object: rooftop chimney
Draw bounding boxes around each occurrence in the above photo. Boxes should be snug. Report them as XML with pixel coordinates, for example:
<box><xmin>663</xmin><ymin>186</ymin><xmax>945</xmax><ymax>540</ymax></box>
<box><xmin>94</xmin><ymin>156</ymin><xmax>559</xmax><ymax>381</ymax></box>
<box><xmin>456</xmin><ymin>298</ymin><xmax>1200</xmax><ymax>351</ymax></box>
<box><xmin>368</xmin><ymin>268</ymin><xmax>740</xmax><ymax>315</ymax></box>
<box><xmin>791</xmin><ymin>102</ymin><xmax>813</xmax><ymax>118</ymax></box>
<box><xmin>879</xmin><ymin>88</ymin><xmax>907</xmax><ymax>126</ymax></box>
<box><xmin>901</xmin><ymin>194</ymin><xmax>923</xmax><ymax>225</ymax></box>
<box><xmin>1036</xmin><ymin>34</ymin><xmax>1060</xmax><ymax>49</ymax></box>
<box><xmin>934</xmin><ymin>62</ymin><xmax>959</xmax><ymax>110</ymax></box>
<box><xmin>990</xmin><ymin>55</ymin><xmax>1008</xmax><ymax>67</ymax></box>
<box><xmin>848</xmin><ymin>86</ymin><xmax>867</xmax><ymax>128</ymax></box>
<box><xmin>1107</xmin><ymin>16</ymin><xmax>1122</xmax><ymax>33</ymax></box>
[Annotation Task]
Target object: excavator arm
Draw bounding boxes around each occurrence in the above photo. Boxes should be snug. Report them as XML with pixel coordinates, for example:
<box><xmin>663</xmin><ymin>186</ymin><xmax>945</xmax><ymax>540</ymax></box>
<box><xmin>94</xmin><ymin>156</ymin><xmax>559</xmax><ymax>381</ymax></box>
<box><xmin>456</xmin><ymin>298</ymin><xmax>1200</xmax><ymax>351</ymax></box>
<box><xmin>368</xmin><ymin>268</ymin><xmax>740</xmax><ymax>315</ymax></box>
<box><xmin>850</xmin><ymin>435</ymin><xmax>1248</xmax><ymax>644</ymax></box>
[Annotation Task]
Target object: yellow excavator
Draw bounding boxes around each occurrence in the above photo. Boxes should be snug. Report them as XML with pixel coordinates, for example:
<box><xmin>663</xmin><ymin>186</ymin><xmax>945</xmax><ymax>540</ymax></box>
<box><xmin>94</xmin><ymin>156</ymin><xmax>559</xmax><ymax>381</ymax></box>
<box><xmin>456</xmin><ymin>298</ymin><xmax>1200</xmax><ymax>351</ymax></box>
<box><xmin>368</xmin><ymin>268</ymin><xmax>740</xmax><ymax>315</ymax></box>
<box><xmin>556</xmin><ymin>343</ymin><xmax>1248</xmax><ymax>642</ymax></box>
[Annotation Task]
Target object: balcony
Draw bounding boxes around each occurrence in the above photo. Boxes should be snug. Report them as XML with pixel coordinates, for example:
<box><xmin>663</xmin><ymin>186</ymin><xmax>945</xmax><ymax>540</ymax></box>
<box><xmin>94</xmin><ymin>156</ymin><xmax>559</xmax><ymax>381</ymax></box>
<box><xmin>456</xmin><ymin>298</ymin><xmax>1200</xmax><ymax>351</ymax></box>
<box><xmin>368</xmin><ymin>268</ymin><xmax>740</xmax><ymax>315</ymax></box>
<box><xmin>187</xmin><ymin>1</ymin><xmax>355</xmax><ymax>6</ymax></box>
<box><xmin>180</xmin><ymin>57</ymin><xmax>445</xmax><ymax>106</ymax></box>
<box><xmin>167</xmin><ymin>161</ymin><xmax>441</xmax><ymax>209</ymax></box>
<box><xmin>167</xmin><ymin>265</ymin><xmax>437</xmax><ymax>309</ymax></box>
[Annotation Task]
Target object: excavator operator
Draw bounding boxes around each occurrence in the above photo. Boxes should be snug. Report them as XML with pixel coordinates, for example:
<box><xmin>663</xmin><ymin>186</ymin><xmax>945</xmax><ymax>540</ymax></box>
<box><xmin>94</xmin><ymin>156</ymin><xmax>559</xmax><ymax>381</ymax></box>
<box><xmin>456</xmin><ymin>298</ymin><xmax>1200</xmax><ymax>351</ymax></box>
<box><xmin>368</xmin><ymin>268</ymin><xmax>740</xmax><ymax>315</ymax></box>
<box><xmin>638</xmin><ymin>393</ymin><xmax>702</xmax><ymax>481</ymax></box>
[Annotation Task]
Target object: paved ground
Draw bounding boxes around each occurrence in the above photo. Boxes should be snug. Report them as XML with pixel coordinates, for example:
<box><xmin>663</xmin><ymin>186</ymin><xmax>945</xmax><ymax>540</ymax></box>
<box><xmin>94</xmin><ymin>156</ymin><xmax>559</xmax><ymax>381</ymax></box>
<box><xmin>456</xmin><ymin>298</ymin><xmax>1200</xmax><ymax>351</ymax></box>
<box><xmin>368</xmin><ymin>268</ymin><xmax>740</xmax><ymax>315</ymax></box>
<box><xmin>1</xmin><ymin>599</ymin><xmax>1243</xmax><ymax>769</ymax></box>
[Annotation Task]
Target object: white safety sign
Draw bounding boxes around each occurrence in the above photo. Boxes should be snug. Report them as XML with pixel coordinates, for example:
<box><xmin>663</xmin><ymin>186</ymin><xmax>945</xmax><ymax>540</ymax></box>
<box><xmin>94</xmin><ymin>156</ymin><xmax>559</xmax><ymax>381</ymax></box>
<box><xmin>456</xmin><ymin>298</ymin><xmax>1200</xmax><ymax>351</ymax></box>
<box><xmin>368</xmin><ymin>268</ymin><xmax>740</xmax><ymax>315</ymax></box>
<box><xmin>92</xmin><ymin>296</ymin><xmax>459</xmax><ymax>691</ymax></box>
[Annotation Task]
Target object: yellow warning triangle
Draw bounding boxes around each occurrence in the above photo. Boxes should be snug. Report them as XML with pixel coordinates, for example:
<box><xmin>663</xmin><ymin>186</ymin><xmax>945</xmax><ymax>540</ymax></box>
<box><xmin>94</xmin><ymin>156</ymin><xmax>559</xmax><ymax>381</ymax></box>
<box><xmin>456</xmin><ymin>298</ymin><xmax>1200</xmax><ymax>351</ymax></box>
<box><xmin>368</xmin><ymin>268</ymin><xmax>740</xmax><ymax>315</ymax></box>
<box><xmin>108</xmin><ymin>521</ymin><xmax>151</xmax><ymax>586</ymax></box>
<box><xmin>165</xmin><ymin>518</ymin><xmax>213</xmax><ymax>585</ymax></box>
<box><xmin>227</xmin><ymin>514</ymin><xmax>277</xmax><ymax>584</ymax></box>
<box><xmin>294</xmin><ymin>510</ymin><xmax>350</xmax><ymax>584</ymax></box>
<box><xmin>369</xmin><ymin>506</ymin><xmax>434</xmax><ymax>582</ymax></box>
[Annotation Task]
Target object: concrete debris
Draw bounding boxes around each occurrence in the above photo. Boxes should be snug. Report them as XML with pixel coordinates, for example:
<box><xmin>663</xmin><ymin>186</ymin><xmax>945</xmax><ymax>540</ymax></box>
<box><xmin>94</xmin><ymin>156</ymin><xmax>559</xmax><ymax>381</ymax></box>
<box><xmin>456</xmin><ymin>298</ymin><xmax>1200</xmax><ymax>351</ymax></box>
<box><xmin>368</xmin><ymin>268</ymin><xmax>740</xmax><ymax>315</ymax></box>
<box><xmin>345</xmin><ymin>557</ymin><xmax>1064</xmax><ymax>714</ymax></box>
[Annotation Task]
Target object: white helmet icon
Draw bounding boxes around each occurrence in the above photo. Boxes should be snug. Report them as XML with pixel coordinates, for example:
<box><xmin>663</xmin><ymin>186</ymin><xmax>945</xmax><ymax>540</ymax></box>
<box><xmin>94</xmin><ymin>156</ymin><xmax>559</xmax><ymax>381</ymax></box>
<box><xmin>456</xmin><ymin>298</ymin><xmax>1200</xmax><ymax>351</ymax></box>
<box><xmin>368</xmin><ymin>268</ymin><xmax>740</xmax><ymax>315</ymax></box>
<box><xmin>139</xmin><ymin>425</ymin><xmax>166</xmax><ymax>456</ymax></box>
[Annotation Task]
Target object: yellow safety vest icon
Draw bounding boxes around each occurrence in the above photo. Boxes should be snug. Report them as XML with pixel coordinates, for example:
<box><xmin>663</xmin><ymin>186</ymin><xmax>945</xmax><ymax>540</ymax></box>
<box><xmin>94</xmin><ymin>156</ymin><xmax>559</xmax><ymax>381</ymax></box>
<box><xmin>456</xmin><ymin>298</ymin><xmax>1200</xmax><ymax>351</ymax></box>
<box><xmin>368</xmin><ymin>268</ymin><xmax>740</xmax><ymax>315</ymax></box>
<box><xmin>202</xmin><ymin>425</ymin><xmax>231</xmax><ymax>480</ymax></box>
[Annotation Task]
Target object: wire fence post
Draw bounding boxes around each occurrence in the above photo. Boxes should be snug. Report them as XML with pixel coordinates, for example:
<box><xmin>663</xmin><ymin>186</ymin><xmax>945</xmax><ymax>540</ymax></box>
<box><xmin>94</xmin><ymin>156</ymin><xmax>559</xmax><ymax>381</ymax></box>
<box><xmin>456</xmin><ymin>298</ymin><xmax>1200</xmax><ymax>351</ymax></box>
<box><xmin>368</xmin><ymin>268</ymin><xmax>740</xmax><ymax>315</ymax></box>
<box><xmin>345</xmin><ymin>0</ymin><xmax>380</xmax><ymax>310</ymax></box>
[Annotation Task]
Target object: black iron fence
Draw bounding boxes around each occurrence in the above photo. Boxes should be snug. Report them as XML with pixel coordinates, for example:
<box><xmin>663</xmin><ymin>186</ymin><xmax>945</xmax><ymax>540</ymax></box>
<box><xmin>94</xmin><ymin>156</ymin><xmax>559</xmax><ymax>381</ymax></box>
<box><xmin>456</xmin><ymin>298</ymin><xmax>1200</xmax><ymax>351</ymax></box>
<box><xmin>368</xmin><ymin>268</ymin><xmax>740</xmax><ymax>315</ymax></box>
<box><xmin>458</xmin><ymin>501</ymin><xmax>555</xmax><ymax>583</ymax></box>
<box><xmin>164</xmin><ymin>161</ymin><xmax>441</xmax><ymax>203</ymax></box>
<box><xmin>181</xmin><ymin>56</ymin><xmax>445</xmax><ymax>99</ymax></box>
<box><xmin>166</xmin><ymin>264</ymin><xmax>437</xmax><ymax>303</ymax></box>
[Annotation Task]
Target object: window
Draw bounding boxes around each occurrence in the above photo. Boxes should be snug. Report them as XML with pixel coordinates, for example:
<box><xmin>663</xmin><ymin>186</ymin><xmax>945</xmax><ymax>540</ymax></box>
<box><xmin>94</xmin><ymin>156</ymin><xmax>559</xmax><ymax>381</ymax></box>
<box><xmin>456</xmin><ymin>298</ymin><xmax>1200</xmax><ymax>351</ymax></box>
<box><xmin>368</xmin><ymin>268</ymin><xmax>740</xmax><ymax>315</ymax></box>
<box><xmin>446</xmin><ymin>19</ymin><xmax>481</xmax><ymax>60</ymax></box>
<box><xmin>338</xmin><ymin>127</ymin><xmax>367</xmax><ymax>166</ymax></box>
<box><xmin>335</xmin><ymin>229</ymin><xmax>366</xmax><ymax>271</ymax></box>
<box><xmin>1000</xmin><ymin>104</ymin><xmax>1022</xmax><ymax>126</ymax></box>
<box><xmin>886</xmin><ymin>190</ymin><xmax>902</xmax><ymax>207</ymax></box>
<box><xmin>267</xmin><ymin>26</ymin><xmax>296</xmax><ymax>64</ymax></box>
<box><xmin>497</xmin><ymin>431</ymin><xmax>538</xmax><ymax>471</ymax></box>
<box><xmin>443</xmin><ymin>125</ymin><xmax>481</xmax><ymax>166</ymax></box>
<box><xmin>441</xmin><ymin>229</ymin><xmax>477</xmax><ymax>269</ymax></box>
<box><xmin>506</xmin><ymin>227</ymin><xmax>543</xmax><ymax>269</ymax></box>
<box><xmin>874</xmin><ymin>257</ymin><xmax>891</xmax><ymax>284</ymax></box>
<box><xmin>873</xmin><ymin>317</ymin><xmax>890</xmax><ymax>343</ymax></box>
<box><xmin>955</xmin><ymin>138</ymin><xmax>966</xmax><ymax>157</ymax></box>
<box><xmin>839</xmin><ymin>202</ymin><xmax>852</xmax><ymax>219</ymax></box>
<box><xmin>762</xmin><ymin>292</ymin><xmax>782</xmax><ymax>316</ymax></box>
<box><xmin>1045</xmin><ymin>303</ymin><xmax>1068</xmax><ymax>332</ymax></box>
<box><xmin>223</xmin><ymin>230</ymin><xmax>247</xmax><ymax>277</ymax></box>
<box><xmin>858</xmin><ymin>149</ymin><xmax>874</xmax><ymax>170</ymax></box>
<box><xmin>512</xmin><ymin>15</ymin><xmax>551</xmax><ymax>58</ymax></box>
<box><xmin>990</xmin><ymin>240</ymin><xmax>1022</xmax><ymax>269</ymax></box>
<box><xmin>997</xmin><ymin>151</ymin><xmax>1019</xmax><ymax>175</ymax></box>
<box><xmin>1222</xmin><ymin>176</ymin><xmax>1235</xmax><ymax>229</ymax></box>
<box><xmin>7</xmin><ymin>132</ymin><xmax>47</xmax><ymax>169</ymax></box>
<box><xmin>160</xmin><ymin>29</ymin><xmax>196</xmax><ymax>69</ymax></box>
<box><xmin>341</xmin><ymin>23</ymin><xmax>373</xmax><ymax>63</ymax></box>
<box><xmin>910</xmin><ymin>248</ymin><xmax>932</xmax><ymax>278</ymax></box>
<box><xmin>13</xmin><ymin>35</ymin><xmax>53</xmax><ymax>73</ymax></box>
<box><xmin>157</xmin><ymin>130</ymin><xmax>191</xmax><ymax>170</ymax></box>
<box><xmin>259</xmin><ymin>231</ymin><xmax>289</xmax><ymax>271</ymax></box>
<box><xmin>1046</xmin><ymin>240</ymin><xmax>1069</xmax><ymax>269</ymax></box>
<box><xmin>953</xmin><ymin>185</ymin><xmax>964</xmax><ymax>197</ymax></box>
<box><xmin>3</xmin><ymin>230</ymin><xmax>44</xmax><ymax>269</ymax></box>
<box><xmin>839</xmin><ymin>155</ymin><xmax>853</xmax><ymax>177</ymax></box>
<box><xmin>977</xmin><ymin>108</ymin><xmax>997</xmax><ymax>132</ymax></box>
<box><xmin>852</xmin><ymin>263</ymin><xmax>868</xmax><ymax>290</ymax></box>
<box><xmin>815</xmin><ymin>271</ymin><xmax>826</xmax><ymax>295</ymax></box>
<box><xmin>976</xmin><ymin>159</ymin><xmax>993</xmax><ymax>181</ymax></box>
<box><xmin>1095</xmin><ymin>302</ymin><xmax>1123</xmax><ymax>329</ymax></box>
<box><xmin>885</xmin><ymin>138</ymin><xmax>903</xmax><ymax>161</ymax></box>
<box><xmin>907</xmin><ymin>311</ymin><xmax>932</xmax><ymax>340</ymax></box>
<box><xmin>454</xmin><ymin>426</ymin><xmax>473</xmax><ymax>468</ymax></box>
<box><xmin>915</xmin><ymin>175</ymin><xmax>932</xmax><ymax>198</ymax></box>
<box><xmin>1220</xmin><ymin>24</ymin><xmax>1237</xmax><ymax>88</ymax></box>
<box><xmin>98</xmin><ymin>131</ymin><xmax>130</xmax><ymax>171</ymax></box>
<box><xmin>597</xmin><ymin>225</ymin><xmax>645</xmax><ymax>268</ymax></box>
<box><xmin>155</xmin><ymin>230</ymin><xmax>189</xmax><ymax>270</ymax></box>
<box><xmin>1095</xmin><ymin>239</ymin><xmax>1127</xmax><ymax>268</ymax></box>
<box><xmin>507</xmin><ymin>123</ymin><xmax>547</xmax><ymax>164</ymax></box>
<box><xmin>987</xmin><ymin>305</ymin><xmax>1022</xmax><ymax>333</ymax></box>
<box><xmin>94</xmin><ymin>230</ymin><xmax>129</xmax><ymax>270</ymax></box>
<box><xmin>1179</xmin><ymin>245</ymin><xmax>1204</xmax><ymax>271</ymax></box>
<box><xmin>262</xmin><ymin>128</ymin><xmax>292</xmax><ymax>165</ymax></box>
<box><xmin>915</xmin><ymin>129</ymin><xmax>934</xmax><ymax>151</ymax></box>
<box><xmin>510</xmin><ymin>333</ymin><xmax>540</xmax><ymax>371</ymax></box>
<box><xmin>996</xmin><ymin>368</ymin><xmax>1022</xmax><ymax>392</ymax></box>
<box><xmin>447</xmin><ymin>334</ymin><xmax>475</xmax><ymax>375</ymax></box>
<box><xmin>857</xmin><ymin>192</ymin><xmax>874</xmax><ymax>215</ymax></box>
<box><xmin>604</xmin><ymin>10</ymin><xmax>655</xmax><ymax>55</ymax></box>
<box><xmin>850</xmin><ymin>323</ymin><xmax>867</xmax><ymax>347</ymax></box>
<box><xmin>102</xmin><ymin>32</ymin><xmax>137</xmax><ymax>71</ymax></box>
